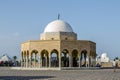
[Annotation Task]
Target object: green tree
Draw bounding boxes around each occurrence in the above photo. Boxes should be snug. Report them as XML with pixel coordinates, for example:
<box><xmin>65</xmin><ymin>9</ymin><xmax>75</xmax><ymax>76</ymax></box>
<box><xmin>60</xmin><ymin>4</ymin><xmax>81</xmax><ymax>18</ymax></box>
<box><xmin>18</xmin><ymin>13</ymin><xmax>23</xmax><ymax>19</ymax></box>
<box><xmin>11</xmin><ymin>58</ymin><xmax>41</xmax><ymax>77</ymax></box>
<box><xmin>13</xmin><ymin>56</ymin><xmax>17</xmax><ymax>61</ymax></box>
<box><xmin>114</xmin><ymin>56</ymin><xmax>119</xmax><ymax>60</ymax></box>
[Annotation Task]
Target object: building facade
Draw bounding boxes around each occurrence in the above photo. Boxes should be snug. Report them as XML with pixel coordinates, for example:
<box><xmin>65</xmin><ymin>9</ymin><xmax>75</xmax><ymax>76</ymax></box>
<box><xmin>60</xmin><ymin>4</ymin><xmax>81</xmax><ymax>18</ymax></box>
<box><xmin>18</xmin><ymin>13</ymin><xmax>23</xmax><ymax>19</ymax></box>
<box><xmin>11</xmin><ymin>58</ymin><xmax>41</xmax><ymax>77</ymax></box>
<box><xmin>21</xmin><ymin>20</ymin><xmax>96</xmax><ymax>69</ymax></box>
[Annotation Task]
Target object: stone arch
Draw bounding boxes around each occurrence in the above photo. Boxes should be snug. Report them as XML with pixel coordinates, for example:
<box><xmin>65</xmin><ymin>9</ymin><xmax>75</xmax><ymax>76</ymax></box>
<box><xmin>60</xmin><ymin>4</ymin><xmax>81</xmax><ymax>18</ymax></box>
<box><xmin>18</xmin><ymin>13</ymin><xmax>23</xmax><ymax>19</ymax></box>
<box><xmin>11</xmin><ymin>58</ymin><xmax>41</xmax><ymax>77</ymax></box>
<box><xmin>31</xmin><ymin>50</ymin><xmax>39</xmax><ymax>67</ymax></box>
<box><xmin>41</xmin><ymin>49</ymin><xmax>49</xmax><ymax>67</ymax></box>
<box><xmin>50</xmin><ymin>49</ymin><xmax>59</xmax><ymax>67</ymax></box>
<box><xmin>89</xmin><ymin>51</ymin><xmax>96</xmax><ymax>67</ymax></box>
<box><xmin>80</xmin><ymin>49</ymin><xmax>87</xmax><ymax>67</ymax></box>
<box><xmin>61</xmin><ymin>49</ymin><xmax>69</xmax><ymax>67</ymax></box>
<box><xmin>72</xmin><ymin>49</ymin><xmax>78</xmax><ymax>67</ymax></box>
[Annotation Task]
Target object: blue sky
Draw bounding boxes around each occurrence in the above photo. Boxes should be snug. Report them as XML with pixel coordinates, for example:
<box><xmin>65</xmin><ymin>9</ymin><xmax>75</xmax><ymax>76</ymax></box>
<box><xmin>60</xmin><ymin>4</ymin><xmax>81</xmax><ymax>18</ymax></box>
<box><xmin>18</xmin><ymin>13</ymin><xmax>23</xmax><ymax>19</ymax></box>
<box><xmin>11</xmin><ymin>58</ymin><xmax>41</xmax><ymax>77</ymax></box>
<box><xmin>0</xmin><ymin>0</ymin><xmax>120</xmax><ymax>59</ymax></box>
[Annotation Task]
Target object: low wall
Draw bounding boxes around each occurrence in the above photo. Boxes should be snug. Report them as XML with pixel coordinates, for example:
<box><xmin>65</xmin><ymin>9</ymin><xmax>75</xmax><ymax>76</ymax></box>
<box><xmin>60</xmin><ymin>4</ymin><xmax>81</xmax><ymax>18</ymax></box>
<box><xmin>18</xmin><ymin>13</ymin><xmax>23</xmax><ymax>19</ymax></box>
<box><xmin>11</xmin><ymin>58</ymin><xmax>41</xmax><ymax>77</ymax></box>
<box><xmin>11</xmin><ymin>67</ymin><xmax>61</xmax><ymax>70</ymax></box>
<box><xmin>101</xmin><ymin>62</ymin><xmax>113</xmax><ymax>68</ymax></box>
<box><xmin>11</xmin><ymin>67</ymin><xmax>100</xmax><ymax>70</ymax></box>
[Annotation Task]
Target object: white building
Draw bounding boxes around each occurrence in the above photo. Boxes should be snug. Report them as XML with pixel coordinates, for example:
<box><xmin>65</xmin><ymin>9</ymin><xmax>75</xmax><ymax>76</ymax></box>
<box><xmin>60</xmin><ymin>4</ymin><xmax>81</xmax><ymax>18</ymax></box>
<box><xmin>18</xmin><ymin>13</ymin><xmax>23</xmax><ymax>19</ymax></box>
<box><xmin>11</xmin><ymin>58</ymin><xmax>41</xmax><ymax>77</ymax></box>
<box><xmin>100</xmin><ymin>53</ymin><xmax>110</xmax><ymax>62</ymax></box>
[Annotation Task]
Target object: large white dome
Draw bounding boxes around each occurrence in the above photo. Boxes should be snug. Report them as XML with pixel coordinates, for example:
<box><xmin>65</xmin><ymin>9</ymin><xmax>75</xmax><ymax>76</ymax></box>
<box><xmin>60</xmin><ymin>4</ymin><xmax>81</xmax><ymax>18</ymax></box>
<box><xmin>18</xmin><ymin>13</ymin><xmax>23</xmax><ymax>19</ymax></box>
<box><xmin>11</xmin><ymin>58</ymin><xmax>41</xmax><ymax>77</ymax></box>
<box><xmin>44</xmin><ymin>20</ymin><xmax>73</xmax><ymax>32</ymax></box>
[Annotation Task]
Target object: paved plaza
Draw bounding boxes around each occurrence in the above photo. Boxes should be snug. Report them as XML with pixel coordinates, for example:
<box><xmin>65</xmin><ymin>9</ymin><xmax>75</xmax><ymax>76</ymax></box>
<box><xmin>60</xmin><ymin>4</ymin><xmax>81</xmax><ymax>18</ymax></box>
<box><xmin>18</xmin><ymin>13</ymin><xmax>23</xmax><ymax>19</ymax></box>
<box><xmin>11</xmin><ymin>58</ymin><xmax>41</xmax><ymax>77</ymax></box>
<box><xmin>0</xmin><ymin>67</ymin><xmax>120</xmax><ymax>80</ymax></box>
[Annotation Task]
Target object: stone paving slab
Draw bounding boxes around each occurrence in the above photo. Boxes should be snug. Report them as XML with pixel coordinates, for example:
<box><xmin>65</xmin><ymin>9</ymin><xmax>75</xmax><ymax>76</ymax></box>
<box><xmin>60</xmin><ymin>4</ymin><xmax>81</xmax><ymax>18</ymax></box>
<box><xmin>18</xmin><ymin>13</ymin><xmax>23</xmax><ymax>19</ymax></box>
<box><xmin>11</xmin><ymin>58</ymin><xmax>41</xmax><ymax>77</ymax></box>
<box><xmin>0</xmin><ymin>67</ymin><xmax>120</xmax><ymax>80</ymax></box>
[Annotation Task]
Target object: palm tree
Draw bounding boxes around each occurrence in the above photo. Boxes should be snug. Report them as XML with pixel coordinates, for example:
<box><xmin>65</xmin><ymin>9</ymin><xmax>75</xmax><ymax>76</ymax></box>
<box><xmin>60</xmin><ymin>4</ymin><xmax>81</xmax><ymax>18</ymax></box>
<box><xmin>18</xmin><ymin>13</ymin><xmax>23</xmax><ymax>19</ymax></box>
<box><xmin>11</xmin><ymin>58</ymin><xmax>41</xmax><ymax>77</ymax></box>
<box><xmin>13</xmin><ymin>56</ymin><xmax>17</xmax><ymax>66</ymax></box>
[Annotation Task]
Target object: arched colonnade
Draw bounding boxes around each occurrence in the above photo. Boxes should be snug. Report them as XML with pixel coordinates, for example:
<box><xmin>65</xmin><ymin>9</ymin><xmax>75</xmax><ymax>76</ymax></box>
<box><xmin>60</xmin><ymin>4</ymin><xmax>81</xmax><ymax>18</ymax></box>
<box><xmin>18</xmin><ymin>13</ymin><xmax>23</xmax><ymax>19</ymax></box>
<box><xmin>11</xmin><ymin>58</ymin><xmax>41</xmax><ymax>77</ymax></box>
<box><xmin>21</xmin><ymin>49</ymin><xmax>95</xmax><ymax>68</ymax></box>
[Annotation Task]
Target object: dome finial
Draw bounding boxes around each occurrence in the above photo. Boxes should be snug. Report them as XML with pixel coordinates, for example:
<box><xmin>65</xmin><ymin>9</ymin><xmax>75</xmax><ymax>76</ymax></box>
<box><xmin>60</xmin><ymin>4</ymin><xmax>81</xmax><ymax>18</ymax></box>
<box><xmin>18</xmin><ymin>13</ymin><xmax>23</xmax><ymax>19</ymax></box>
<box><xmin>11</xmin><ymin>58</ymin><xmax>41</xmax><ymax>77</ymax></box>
<box><xmin>58</xmin><ymin>14</ymin><xmax>60</xmax><ymax>20</ymax></box>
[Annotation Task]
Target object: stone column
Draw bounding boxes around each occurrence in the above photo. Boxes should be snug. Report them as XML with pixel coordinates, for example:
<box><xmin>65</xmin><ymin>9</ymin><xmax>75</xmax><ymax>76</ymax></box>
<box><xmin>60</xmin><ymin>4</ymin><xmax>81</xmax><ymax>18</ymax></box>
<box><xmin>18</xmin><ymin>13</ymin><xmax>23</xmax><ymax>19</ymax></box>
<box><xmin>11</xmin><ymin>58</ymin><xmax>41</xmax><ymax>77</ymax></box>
<box><xmin>80</xmin><ymin>55</ymin><xmax>82</xmax><ymax>67</ymax></box>
<box><xmin>26</xmin><ymin>54</ymin><xmax>28</xmax><ymax>68</ymax></box>
<box><xmin>69</xmin><ymin>55</ymin><xmax>72</xmax><ymax>67</ymax></box>
<box><xmin>24</xmin><ymin>54</ymin><xmax>26</xmax><ymax>68</ymax></box>
<box><xmin>59</xmin><ymin>51</ymin><xmax>61</xmax><ymax>68</ymax></box>
<box><xmin>34</xmin><ymin>53</ymin><xmax>36</xmax><ymax>67</ymax></box>
<box><xmin>29</xmin><ymin>55</ymin><xmax>31</xmax><ymax>68</ymax></box>
<box><xmin>79</xmin><ymin>56</ymin><xmax>81</xmax><ymax>67</ymax></box>
<box><xmin>45</xmin><ymin>56</ymin><xmax>47</xmax><ymax>67</ymax></box>
<box><xmin>49</xmin><ymin>55</ymin><xmax>51</xmax><ymax>68</ymax></box>
<box><xmin>39</xmin><ymin>55</ymin><xmax>41</xmax><ymax>68</ymax></box>
<box><xmin>89</xmin><ymin>56</ymin><xmax>91</xmax><ymax>67</ymax></box>
<box><xmin>21</xmin><ymin>53</ymin><xmax>23</xmax><ymax>67</ymax></box>
<box><xmin>86</xmin><ymin>55</ymin><xmax>89</xmax><ymax>67</ymax></box>
<box><xmin>23</xmin><ymin>54</ymin><xmax>25</xmax><ymax>67</ymax></box>
<box><xmin>27</xmin><ymin>55</ymin><xmax>29</xmax><ymax>68</ymax></box>
<box><xmin>41</xmin><ymin>56</ymin><xmax>42</xmax><ymax>67</ymax></box>
<box><xmin>22</xmin><ymin>54</ymin><xmax>24</xmax><ymax>67</ymax></box>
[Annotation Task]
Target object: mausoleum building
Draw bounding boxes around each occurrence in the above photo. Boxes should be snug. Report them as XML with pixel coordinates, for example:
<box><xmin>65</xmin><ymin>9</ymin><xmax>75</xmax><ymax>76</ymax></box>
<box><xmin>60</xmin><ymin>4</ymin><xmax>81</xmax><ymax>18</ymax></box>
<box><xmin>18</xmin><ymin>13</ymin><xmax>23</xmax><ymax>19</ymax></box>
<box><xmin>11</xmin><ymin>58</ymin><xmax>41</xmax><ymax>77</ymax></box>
<box><xmin>21</xmin><ymin>19</ymin><xmax>96</xmax><ymax>70</ymax></box>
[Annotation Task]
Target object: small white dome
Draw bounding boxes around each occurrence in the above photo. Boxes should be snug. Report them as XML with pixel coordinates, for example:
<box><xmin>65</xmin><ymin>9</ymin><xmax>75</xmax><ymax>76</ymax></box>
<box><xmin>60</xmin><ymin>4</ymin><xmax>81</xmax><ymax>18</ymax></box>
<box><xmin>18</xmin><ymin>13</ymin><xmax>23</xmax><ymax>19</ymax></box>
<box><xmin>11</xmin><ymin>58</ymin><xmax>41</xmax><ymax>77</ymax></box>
<box><xmin>101</xmin><ymin>53</ymin><xmax>108</xmax><ymax>58</ymax></box>
<box><xmin>44</xmin><ymin>20</ymin><xmax>73</xmax><ymax>32</ymax></box>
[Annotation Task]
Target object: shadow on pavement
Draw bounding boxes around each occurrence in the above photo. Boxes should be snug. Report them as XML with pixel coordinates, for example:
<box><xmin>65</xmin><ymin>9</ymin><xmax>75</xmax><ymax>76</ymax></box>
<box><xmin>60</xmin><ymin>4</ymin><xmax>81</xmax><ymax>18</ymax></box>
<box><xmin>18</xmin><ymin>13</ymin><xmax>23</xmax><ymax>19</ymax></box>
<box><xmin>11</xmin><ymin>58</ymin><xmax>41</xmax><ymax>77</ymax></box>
<box><xmin>0</xmin><ymin>76</ymin><xmax>55</xmax><ymax>80</ymax></box>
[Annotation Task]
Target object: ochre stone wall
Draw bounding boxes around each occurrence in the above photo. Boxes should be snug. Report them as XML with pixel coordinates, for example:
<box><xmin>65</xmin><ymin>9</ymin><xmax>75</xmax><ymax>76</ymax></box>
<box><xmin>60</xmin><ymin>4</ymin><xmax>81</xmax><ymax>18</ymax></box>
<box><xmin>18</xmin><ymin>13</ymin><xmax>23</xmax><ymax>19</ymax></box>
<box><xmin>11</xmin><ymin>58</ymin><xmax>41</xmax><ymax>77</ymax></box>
<box><xmin>21</xmin><ymin>40</ymin><xmax>96</xmax><ymax>56</ymax></box>
<box><xmin>40</xmin><ymin>32</ymin><xmax>77</xmax><ymax>40</ymax></box>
